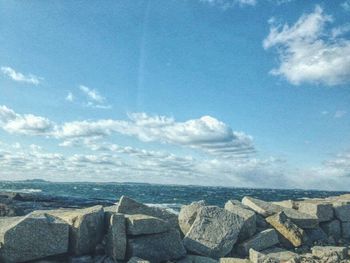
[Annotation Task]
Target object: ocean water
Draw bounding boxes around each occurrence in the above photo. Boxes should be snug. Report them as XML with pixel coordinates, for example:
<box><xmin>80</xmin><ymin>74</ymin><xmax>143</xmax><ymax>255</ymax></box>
<box><xmin>0</xmin><ymin>181</ymin><xmax>349</xmax><ymax>212</ymax></box>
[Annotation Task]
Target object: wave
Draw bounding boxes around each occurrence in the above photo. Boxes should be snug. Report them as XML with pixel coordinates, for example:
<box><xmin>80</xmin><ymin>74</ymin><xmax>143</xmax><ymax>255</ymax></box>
<box><xmin>1</xmin><ymin>188</ymin><xmax>43</xmax><ymax>193</ymax></box>
<box><xmin>146</xmin><ymin>203</ymin><xmax>183</xmax><ymax>214</ymax></box>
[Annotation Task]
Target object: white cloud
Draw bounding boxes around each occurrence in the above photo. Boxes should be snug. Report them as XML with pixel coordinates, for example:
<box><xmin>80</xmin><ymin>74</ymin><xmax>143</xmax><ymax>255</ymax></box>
<box><xmin>334</xmin><ymin>110</ymin><xmax>347</xmax><ymax>118</ymax></box>
<box><xmin>200</xmin><ymin>0</ymin><xmax>256</xmax><ymax>9</ymax></box>
<box><xmin>263</xmin><ymin>6</ymin><xmax>350</xmax><ymax>86</ymax></box>
<box><xmin>1</xmin><ymin>66</ymin><xmax>42</xmax><ymax>85</ymax></box>
<box><xmin>78</xmin><ymin>85</ymin><xmax>111</xmax><ymax>109</ymax></box>
<box><xmin>342</xmin><ymin>0</ymin><xmax>350</xmax><ymax>11</ymax></box>
<box><xmin>0</xmin><ymin>105</ymin><xmax>55</xmax><ymax>136</ymax></box>
<box><xmin>65</xmin><ymin>92</ymin><xmax>74</xmax><ymax>102</ymax></box>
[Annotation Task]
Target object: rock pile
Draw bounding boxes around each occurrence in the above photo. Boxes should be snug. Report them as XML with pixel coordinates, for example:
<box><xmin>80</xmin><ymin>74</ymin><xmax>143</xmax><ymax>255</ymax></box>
<box><xmin>0</xmin><ymin>194</ymin><xmax>350</xmax><ymax>263</ymax></box>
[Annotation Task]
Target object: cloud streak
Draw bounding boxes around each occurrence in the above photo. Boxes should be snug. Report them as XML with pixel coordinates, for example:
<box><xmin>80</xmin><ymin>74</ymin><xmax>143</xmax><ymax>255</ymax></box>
<box><xmin>1</xmin><ymin>66</ymin><xmax>42</xmax><ymax>85</ymax></box>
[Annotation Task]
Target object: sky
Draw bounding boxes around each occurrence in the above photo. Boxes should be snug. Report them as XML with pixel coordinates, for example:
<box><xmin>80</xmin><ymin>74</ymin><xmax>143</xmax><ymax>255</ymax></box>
<box><xmin>0</xmin><ymin>0</ymin><xmax>349</xmax><ymax>190</ymax></box>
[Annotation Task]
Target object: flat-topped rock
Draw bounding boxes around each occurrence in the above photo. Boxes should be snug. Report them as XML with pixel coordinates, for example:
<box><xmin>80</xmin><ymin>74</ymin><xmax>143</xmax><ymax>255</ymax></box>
<box><xmin>298</xmin><ymin>200</ymin><xmax>334</xmax><ymax>222</ymax></box>
<box><xmin>272</xmin><ymin>200</ymin><xmax>296</xmax><ymax>209</ymax></box>
<box><xmin>259</xmin><ymin>247</ymin><xmax>298</xmax><ymax>262</ymax></box>
<box><xmin>225</xmin><ymin>200</ymin><xmax>256</xmax><ymax>241</ymax></box>
<box><xmin>104</xmin><ymin>212</ymin><xmax>126</xmax><ymax>261</ymax></box>
<box><xmin>0</xmin><ymin>212</ymin><xmax>69</xmax><ymax>263</ymax></box>
<box><xmin>248</xmin><ymin>249</ymin><xmax>279</xmax><ymax>263</ymax></box>
<box><xmin>47</xmin><ymin>205</ymin><xmax>104</xmax><ymax>255</ymax></box>
<box><xmin>178</xmin><ymin>255</ymin><xmax>219</xmax><ymax>263</ymax></box>
<box><xmin>320</xmin><ymin>219</ymin><xmax>341</xmax><ymax>241</ymax></box>
<box><xmin>333</xmin><ymin>202</ymin><xmax>350</xmax><ymax>222</ymax></box>
<box><xmin>266</xmin><ymin>211</ymin><xmax>305</xmax><ymax>247</ymax></box>
<box><xmin>236</xmin><ymin>228</ymin><xmax>279</xmax><ymax>256</ymax></box>
<box><xmin>219</xmin><ymin>258</ymin><xmax>249</xmax><ymax>263</ymax></box>
<box><xmin>242</xmin><ymin>196</ymin><xmax>318</xmax><ymax>229</ymax></box>
<box><xmin>311</xmin><ymin>246</ymin><xmax>348</xmax><ymax>259</ymax></box>
<box><xmin>127</xmin><ymin>229</ymin><xmax>186</xmax><ymax>263</ymax></box>
<box><xmin>126</xmin><ymin>214</ymin><xmax>171</xmax><ymax>235</ymax></box>
<box><xmin>178</xmin><ymin>200</ymin><xmax>206</xmax><ymax>235</ymax></box>
<box><xmin>184</xmin><ymin>206</ymin><xmax>245</xmax><ymax>258</ymax></box>
<box><xmin>116</xmin><ymin>196</ymin><xmax>178</xmax><ymax>226</ymax></box>
<box><xmin>127</xmin><ymin>257</ymin><xmax>150</xmax><ymax>263</ymax></box>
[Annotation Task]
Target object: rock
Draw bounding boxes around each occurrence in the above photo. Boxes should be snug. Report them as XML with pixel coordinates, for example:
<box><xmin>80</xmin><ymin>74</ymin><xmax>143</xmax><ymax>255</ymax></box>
<box><xmin>266</xmin><ymin>211</ymin><xmax>305</xmax><ymax>247</ymax></box>
<box><xmin>178</xmin><ymin>200</ymin><xmax>206</xmax><ymax>235</ymax></box>
<box><xmin>225</xmin><ymin>200</ymin><xmax>257</xmax><ymax>241</ymax></box>
<box><xmin>272</xmin><ymin>200</ymin><xmax>296</xmax><ymax>209</ymax></box>
<box><xmin>178</xmin><ymin>255</ymin><xmax>219</xmax><ymax>263</ymax></box>
<box><xmin>48</xmin><ymin>205</ymin><xmax>104</xmax><ymax>255</ymax></box>
<box><xmin>127</xmin><ymin>257</ymin><xmax>151</xmax><ymax>263</ymax></box>
<box><xmin>249</xmin><ymin>249</ymin><xmax>279</xmax><ymax>263</ymax></box>
<box><xmin>259</xmin><ymin>247</ymin><xmax>298</xmax><ymax>262</ymax></box>
<box><xmin>183</xmin><ymin>206</ymin><xmax>245</xmax><ymax>258</ymax></box>
<box><xmin>126</xmin><ymin>214</ymin><xmax>171</xmax><ymax>235</ymax></box>
<box><xmin>256</xmin><ymin>214</ymin><xmax>269</xmax><ymax>229</ymax></box>
<box><xmin>305</xmin><ymin>227</ymin><xmax>328</xmax><ymax>244</ymax></box>
<box><xmin>333</xmin><ymin>202</ymin><xmax>350</xmax><ymax>222</ymax></box>
<box><xmin>219</xmin><ymin>258</ymin><xmax>249</xmax><ymax>263</ymax></box>
<box><xmin>311</xmin><ymin>246</ymin><xmax>348</xmax><ymax>259</ymax></box>
<box><xmin>242</xmin><ymin>197</ymin><xmax>318</xmax><ymax>229</ymax></box>
<box><xmin>127</xmin><ymin>229</ymin><xmax>186</xmax><ymax>263</ymax></box>
<box><xmin>341</xmin><ymin>222</ymin><xmax>350</xmax><ymax>239</ymax></box>
<box><xmin>116</xmin><ymin>196</ymin><xmax>178</xmax><ymax>226</ymax></box>
<box><xmin>298</xmin><ymin>201</ymin><xmax>334</xmax><ymax>222</ymax></box>
<box><xmin>69</xmin><ymin>256</ymin><xmax>93</xmax><ymax>263</ymax></box>
<box><xmin>320</xmin><ymin>219</ymin><xmax>341</xmax><ymax>241</ymax></box>
<box><xmin>236</xmin><ymin>229</ymin><xmax>279</xmax><ymax>256</ymax></box>
<box><xmin>0</xmin><ymin>212</ymin><xmax>69</xmax><ymax>263</ymax></box>
<box><xmin>0</xmin><ymin>203</ymin><xmax>24</xmax><ymax>216</ymax></box>
<box><xmin>105</xmin><ymin>212</ymin><xmax>126</xmax><ymax>261</ymax></box>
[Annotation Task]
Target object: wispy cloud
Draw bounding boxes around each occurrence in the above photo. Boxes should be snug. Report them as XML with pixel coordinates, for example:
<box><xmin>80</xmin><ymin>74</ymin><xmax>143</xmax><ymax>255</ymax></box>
<box><xmin>1</xmin><ymin>66</ymin><xmax>42</xmax><ymax>85</ymax></box>
<box><xmin>342</xmin><ymin>0</ymin><xmax>350</xmax><ymax>11</ymax></box>
<box><xmin>263</xmin><ymin>6</ymin><xmax>350</xmax><ymax>86</ymax></box>
<box><xmin>334</xmin><ymin>110</ymin><xmax>347</xmax><ymax>118</ymax></box>
<box><xmin>200</xmin><ymin>0</ymin><xmax>256</xmax><ymax>9</ymax></box>
<box><xmin>78</xmin><ymin>85</ymin><xmax>111</xmax><ymax>109</ymax></box>
<box><xmin>65</xmin><ymin>92</ymin><xmax>74</xmax><ymax>102</ymax></box>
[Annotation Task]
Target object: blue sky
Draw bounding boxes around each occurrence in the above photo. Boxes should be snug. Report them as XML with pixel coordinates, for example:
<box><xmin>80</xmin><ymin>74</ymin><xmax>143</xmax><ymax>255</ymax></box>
<box><xmin>0</xmin><ymin>0</ymin><xmax>349</xmax><ymax>189</ymax></box>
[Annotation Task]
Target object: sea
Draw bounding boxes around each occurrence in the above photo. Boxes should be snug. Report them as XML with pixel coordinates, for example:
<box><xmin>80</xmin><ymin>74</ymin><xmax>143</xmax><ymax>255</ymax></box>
<box><xmin>1</xmin><ymin>181</ymin><xmax>349</xmax><ymax>213</ymax></box>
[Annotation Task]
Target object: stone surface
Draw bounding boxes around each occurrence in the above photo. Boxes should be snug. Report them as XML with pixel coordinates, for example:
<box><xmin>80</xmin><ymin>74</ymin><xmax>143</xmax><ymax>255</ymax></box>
<box><xmin>105</xmin><ymin>212</ymin><xmax>126</xmax><ymax>261</ymax></box>
<box><xmin>333</xmin><ymin>202</ymin><xmax>350</xmax><ymax>222</ymax></box>
<box><xmin>116</xmin><ymin>196</ymin><xmax>178</xmax><ymax>226</ymax></box>
<box><xmin>127</xmin><ymin>257</ymin><xmax>151</xmax><ymax>263</ymax></box>
<box><xmin>320</xmin><ymin>219</ymin><xmax>341</xmax><ymax>241</ymax></box>
<box><xmin>178</xmin><ymin>200</ymin><xmax>206</xmax><ymax>235</ymax></box>
<box><xmin>0</xmin><ymin>211</ymin><xmax>69</xmax><ymax>263</ymax></box>
<box><xmin>178</xmin><ymin>255</ymin><xmax>219</xmax><ymax>263</ymax></box>
<box><xmin>219</xmin><ymin>258</ymin><xmax>249</xmax><ymax>263</ymax></box>
<box><xmin>260</xmin><ymin>247</ymin><xmax>298</xmax><ymax>262</ymax></box>
<box><xmin>126</xmin><ymin>214</ymin><xmax>171</xmax><ymax>235</ymax></box>
<box><xmin>305</xmin><ymin>227</ymin><xmax>328</xmax><ymax>244</ymax></box>
<box><xmin>298</xmin><ymin>201</ymin><xmax>334</xmax><ymax>222</ymax></box>
<box><xmin>266</xmin><ymin>211</ymin><xmax>305</xmax><ymax>247</ymax></box>
<box><xmin>249</xmin><ymin>249</ymin><xmax>279</xmax><ymax>263</ymax></box>
<box><xmin>183</xmin><ymin>206</ymin><xmax>245</xmax><ymax>258</ymax></box>
<box><xmin>127</xmin><ymin>229</ymin><xmax>186</xmax><ymax>263</ymax></box>
<box><xmin>242</xmin><ymin>197</ymin><xmax>318</xmax><ymax>229</ymax></box>
<box><xmin>311</xmin><ymin>246</ymin><xmax>348</xmax><ymax>259</ymax></box>
<box><xmin>48</xmin><ymin>205</ymin><xmax>104</xmax><ymax>255</ymax></box>
<box><xmin>341</xmin><ymin>222</ymin><xmax>350</xmax><ymax>239</ymax></box>
<box><xmin>225</xmin><ymin>200</ymin><xmax>257</xmax><ymax>241</ymax></box>
<box><xmin>69</xmin><ymin>256</ymin><xmax>93</xmax><ymax>263</ymax></box>
<box><xmin>272</xmin><ymin>200</ymin><xmax>296</xmax><ymax>209</ymax></box>
<box><xmin>236</xmin><ymin>229</ymin><xmax>279</xmax><ymax>256</ymax></box>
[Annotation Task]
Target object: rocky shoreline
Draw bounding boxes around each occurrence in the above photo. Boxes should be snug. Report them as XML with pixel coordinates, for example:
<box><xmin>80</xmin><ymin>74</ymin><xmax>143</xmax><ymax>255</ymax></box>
<box><xmin>0</xmin><ymin>193</ymin><xmax>350</xmax><ymax>263</ymax></box>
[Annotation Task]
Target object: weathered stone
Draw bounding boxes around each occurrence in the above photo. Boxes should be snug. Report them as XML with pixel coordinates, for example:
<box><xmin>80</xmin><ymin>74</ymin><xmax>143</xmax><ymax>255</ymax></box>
<box><xmin>249</xmin><ymin>249</ymin><xmax>279</xmax><ymax>263</ymax></box>
<box><xmin>127</xmin><ymin>257</ymin><xmax>151</xmax><ymax>263</ymax></box>
<box><xmin>333</xmin><ymin>202</ymin><xmax>350</xmax><ymax>222</ymax></box>
<box><xmin>242</xmin><ymin>197</ymin><xmax>318</xmax><ymax>229</ymax></box>
<box><xmin>260</xmin><ymin>247</ymin><xmax>298</xmax><ymax>262</ymax></box>
<box><xmin>48</xmin><ymin>205</ymin><xmax>104</xmax><ymax>255</ymax></box>
<box><xmin>69</xmin><ymin>256</ymin><xmax>93</xmax><ymax>263</ymax></box>
<box><xmin>127</xmin><ymin>229</ymin><xmax>186</xmax><ymax>263</ymax></box>
<box><xmin>236</xmin><ymin>229</ymin><xmax>279</xmax><ymax>256</ymax></box>
<box><xmin>298</xmin><ymin>201</ymin><xmax>334</xmax><ymax>222</ymax></box>
<box><xmin>320</xmin><ymin>219</ymin><xmax>341</xmax><ymax>240</ymax></box>
<box><xmin>341</xmin><ymin>221</ymin><xmax>350</xmax><ymax>239</ymax></box>
<box><xmin>311</xmin><ymin>246</ymin><xmax>348</xmax><ymax>259</ymax></box>
<box><xmin>225</xmin><ymin>200</ymin><xmax>257</xmax><ymax>241</ymax></box>
<box><xmin>272</xmin><ymin>200</ymin><xmax>296</xmax><ymax>209</ymax></box>
<box><xmin>116</xmin><ymin>196</ymin><xmax>178</xmax><ymax>226</ymax></box>
<box><xmin>219</xmin><ymin>258</ymin><xmax>249</xmax><ymax>263</ymax></box>
<box><xmin>105</xmin><ymin>212</ymin><xmax>126</xmax><ymax>261</ymax></box>
<box><xmin>0</xmin><ymin>212</ymin><xmax>69</xmax><ymax>263</ymax></box>
<box><xmin>126</xmin><ymin>214</ymin><xmax>171</xmax><ymax>235</ymax></box>
<box><xmin>183</xmin><ymin>206</ymin><xmax>245</xmax><ymax>258</ymax></box>
<box><xmin>305</xmin><ymin>227</ymin><xmax>328</xmax><ymax>244</ymax></box>
<box><xmin>178</xmin><ymin>200</ymin><xmax>206</xmax><ymax>235</ymax></box>
<box><xmin>178</xmin><ymin>255</ymin><xmax>219</xmax><ymax>263</ymax></box>
<box><xmin>256</xmin><ymin>214</ymin><xmax>269</xmax><ymax>229</ymax></box>
<box><xmin>266</xmin><ymin>211</ymin><xmax>305</xmax><ymax>247</ymax></box>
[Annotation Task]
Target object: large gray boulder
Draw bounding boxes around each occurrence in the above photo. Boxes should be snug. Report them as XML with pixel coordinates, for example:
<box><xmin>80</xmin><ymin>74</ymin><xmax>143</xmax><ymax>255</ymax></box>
<box><xmin>320</xmin><ymin>219</ymin><xmax>341</xmax><ymax>241</ymax></box>
<box><xmin>48</xmin><ymin>205</ymin><xmax>104</xmax><ymax>255</ymax></box>
<box><xmin>225</xmin><ymin>200</ymin><xmax>256</xmax><ymax>241</ymax></box>
<box><xmin>242</xmin><ymin>196</ymin><xmax>318</xmax><ymax>229</ymax></box>
<box><xmin>127</xmin><ymin>229</ymin><xmax>186</xmax><ymax>263</ymax></box>
<box><xmin>116</xmin><ymin>196</ymin><xmax>178</xmax><ymax>226</ymax></box>
<box><xmin>0</xmin><ymin>212</ymin><xmax>69</xmax><ymax>263</ymax></box>
<box><xmin>178</xmin><ymin>200</ymin><xmax>206</xmax><ymax>235</ymax></box>
<box><xmin>333</xmin><ymin>201</ymin><xmax>350</xmax><ymax>222</ymax></box>
<box><xmin>298</xmin><ymin>200</ymin><xmax>334</xmax><ymax>222</ymax></box>
<box><xmin>342</xmin><ymin>222</ymin><xmax>350</xmax><ymax>239</ymax></box>
<box><xmin>126</xmin><ymin>214</ymin><xmax>171</xmax><ymax>235</ymax></box>
<box><xmin>178</xmin><ymin>255</ymin><xmax>219</xmax><ymax>263</ymax></box>
<box><xmin>311</xmin><ymin>246</ymin><xmax>348</xmax><ymax>260</ymax></box>
<box><xmin>184</xmin><ymin>206</ymin><xmax>245</xmax><ymax>258</ymax></box>
<box><xmin>105</xmin><ymin>212</ymin><xmax>126</xmax><ymax>261</ymax></box>
<box><xmin>236</xmin><ymin>229</ymin><xmax>279</xmax><ymax>256</ymax></box>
